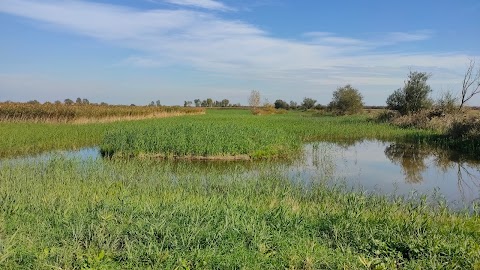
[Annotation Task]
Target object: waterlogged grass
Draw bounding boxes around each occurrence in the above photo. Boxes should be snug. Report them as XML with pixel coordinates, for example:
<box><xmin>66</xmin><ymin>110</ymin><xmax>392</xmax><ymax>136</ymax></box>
<box><xmin>101</xmin><ymin>121</ymin><xmax>300</xmax><ymax>159</ymax></box>
<box><xmin>0</xmin><ymin>109</ymin><xmax>439</xmax><ymax>158</ymax></box>
<box><xmin>100</xmin><ymin>109</ymin><xmax>437</xmax><ymax>159</ymax></box>
<box><xmin>0</xmin><ymin>158</ymin><xmax>478</xmax><ymax>269</ymax></box>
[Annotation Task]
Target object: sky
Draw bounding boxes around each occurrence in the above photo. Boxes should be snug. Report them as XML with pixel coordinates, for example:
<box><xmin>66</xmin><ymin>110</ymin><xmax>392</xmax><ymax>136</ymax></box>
<box><xmin>0</xmin><ymin>0</ymin><xmax>479</xmax><ymax>105</ymax></box>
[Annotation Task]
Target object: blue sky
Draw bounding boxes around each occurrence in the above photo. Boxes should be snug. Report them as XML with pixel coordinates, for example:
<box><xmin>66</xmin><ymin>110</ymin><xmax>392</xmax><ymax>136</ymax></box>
<box><xmin>0</xmin><ymin>0</ymin><xmax>479</xmax><ymax>105</ymax></box>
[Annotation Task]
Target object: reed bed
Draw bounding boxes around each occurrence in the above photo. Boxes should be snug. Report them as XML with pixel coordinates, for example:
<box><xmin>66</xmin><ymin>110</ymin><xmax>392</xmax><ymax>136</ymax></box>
<box><xmin>101</xmin><ymin>121</ymin><xmax>300</xmax><ymax>160</ymax></box>
<box><xmin>0</xmin><ymin>103</ymin><xmax>204</xmax><ymax>123</ymax></box>
<box><xmin>100</xmin><ymin>110</ymin><xmax>437</xmax><ymax>160</ymax></box>
<box><xmin>0</xmin><ymin>157</ymin><xmax>478</xmax><ymax>269</ymax></box>
<box><xmin>0</xmin><ymin>109</ymin><xmax>464</xmax><ymax>159</ymax></box>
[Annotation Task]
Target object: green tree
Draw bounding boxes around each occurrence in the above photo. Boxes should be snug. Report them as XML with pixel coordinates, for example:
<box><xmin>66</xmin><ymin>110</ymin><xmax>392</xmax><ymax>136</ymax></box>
<box><xmin>386</xmin><ymin>71</ymin><xmax>432</xmax><ymax>115</ymax></box>
<box><xmin>221</xmin><ymin>99</ymin><xmax>230</xmax><ymax>107</ymax></box>
<box><xmin>274</xmin><ymin>99</ymin><xmax>289</xmax><ymax>109</ymax></box>
<box><xmin>289</xmin><ymin>101</ymin><xmax>298</xmax><ymax>109</ymax></box>
<box><xmin>75</xmin><ymin>97</ymin><xmax>82</xmax><ymax>105</ymax></box>
<box><xmin>206</xmin><ymin>98</ymin><xmax>213</xmax><ymax>107</ymax></box>
<box><xmin>64</xmin><ymin>99</ymin><xmax>74</xmax><ymax>105</ymax></box>
<box><xmin>194</xmin><ymin>99</ymin><xmax>201</xmax><ymax>107</ymax></box>
<box><xmin>301</xmin><ymin>97</ymin><xmax>316</xmax><ymax>110</ymax></box>
<box><xmin>328</xmin><ymin>84</ymin><xmax>364</xmax><ymax>115</ymax></box>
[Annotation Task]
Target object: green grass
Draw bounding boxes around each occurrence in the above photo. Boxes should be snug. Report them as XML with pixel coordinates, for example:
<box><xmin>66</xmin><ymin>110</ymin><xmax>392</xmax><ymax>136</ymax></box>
<box><xmin>99</xmin><ymin>109</ymin><xmax>438</xmax><ymax>159</ymax></box>
<box><xmin>101</xmin><ymin>121</ymin><xmax>300</xmax><ymax>159</ymax></box>
<box><xmin>1</xmin><ymin>109</ymin><xmax>435</xmax><ymax>159</ymax></box>
<box><xmin>1</xmin><ymin>109</ymin><xmax>479</xmax><ymax>268</ymax></box>
<box><xmin>1</xmin><ymin>158</ymin><xmax>479</xmax><ymax>269</ymax></box>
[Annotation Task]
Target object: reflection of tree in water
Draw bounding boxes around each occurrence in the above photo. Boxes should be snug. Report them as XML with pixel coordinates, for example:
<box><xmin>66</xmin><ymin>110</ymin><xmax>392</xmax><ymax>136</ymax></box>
<box><xmin>385</xmin><ymin>142</ymin><xmax>480</xmax><ymax>199</ymax></box>
<box><xmin>384</xmin><ymin>143</ymin><xmax>430</xmax><ymax>183</ymax></box>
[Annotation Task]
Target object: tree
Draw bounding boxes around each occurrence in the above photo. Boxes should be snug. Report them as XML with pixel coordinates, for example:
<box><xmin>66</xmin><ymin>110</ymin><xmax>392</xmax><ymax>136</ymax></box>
<box><xmin>184</xmin><ymin>101</ymin><xmax>192</xmax><ymax>107</ymax></box>
<box><xmin>54</xmin><ymin>100</ymin><xmax>62</xmax><ymax>105</ymax></box>
<box><xmin>328</xmin><ymin>84</ymin><xmax>364</xmax><ymax>115</ymax></box>
<box><xmin>64</xmin><ymin>99</ymin><xmax>74</xmax><ymax>105</ymax></box>
<box><xmin>460</xmin><ymin>59</ymin><xmax>480</xmax><ymax>109</ymax></box>
<box><xmin>301</xmin><ymin>97</ymin><xmax>317</xmax><ymax>110</ymax></box>
<box><xmin>194</xmin><ymin>99</ymin><xmax>201</xmax><ymax>107</ymax></box>
<box><xmin>221</xmin><ymin>99</ymin><xmax>230</xmax><ymax>107</ymax></box>
<box><xmin>206</xmin><ymin>98</ymin><xmax>213</xmax><ymax>107</ymax></box>
<box><xmin>386</xmin><ymin>71</ymin><xmax>432</xmax><ymax>115</ymax></box>
<box><xmin>289</xmin><ymin>101</ymin><xmax>298</xmax><ymax>109</ymax></box>
<box><xmin>75</xmin><ymin>97</ymin><xmax>82</xmax><ymax>105</ymax></box>
<box><xmin>82</xmin><ymin>98</ymin><xmax>90</xmax><ymax>105</ymax></box>
<box><xmin>156</xmin><ymin>100</ymin><xmax>161</xmax><ymax>107</ymax></box>
<box><xmin>27</xmin><ymin>100</ymin><xmax>40</xmax><ymax>105</ymax></box>
<box><xmin>248</xmin><ymin>90</ymin><xmax>261</xmax><ymax>108</ymax></box>
<box><xmin>274</xmin><ymin>99</ymin><xmax>289</xmax><ymax>109</ymax></box>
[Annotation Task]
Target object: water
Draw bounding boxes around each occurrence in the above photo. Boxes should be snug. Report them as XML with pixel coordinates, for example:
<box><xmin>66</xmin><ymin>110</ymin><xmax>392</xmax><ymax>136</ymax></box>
<box><xmin>2</xmin><ymin>141</ymin><xmax>479</xmax><ymax>207</ymax></box>
<box><xmin>294</xmin><ymin>141</ymin><xmax>480</xmax><ymax>207</ymax></box>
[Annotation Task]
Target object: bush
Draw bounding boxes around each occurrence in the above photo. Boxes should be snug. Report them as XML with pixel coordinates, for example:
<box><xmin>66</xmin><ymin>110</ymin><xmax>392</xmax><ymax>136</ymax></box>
<box><xmin>435</xmin><ymin>91</ymin><xmax>459</xmax><ymax>114</ymax></box>
<box><xmin>386</xmin><ymin>71</ymin><xmax>433</xmax><ymax>115</ymax></box>
<box><xmin>274</xmin><ymin>99</ymin><xmax>289</xmax><ymax>110</ymax></box>
<box><xmin>328</xmin><ymin>84</ymin><xmax>364</xmax><ymax>115</ymax></box>
<box><xmin>447</xmin><ymin>118</ymin><xmax>480</xmax><ymax>139</ymax></box>
<box><xmin>376</xmin><ymin>110</ymin><xmax>400</xmax><ymax>123</ymax></box>
<box><xmin>301</xmin><ymin>98</ymin><xmax>317</xmax><ymax>110</ymax></box>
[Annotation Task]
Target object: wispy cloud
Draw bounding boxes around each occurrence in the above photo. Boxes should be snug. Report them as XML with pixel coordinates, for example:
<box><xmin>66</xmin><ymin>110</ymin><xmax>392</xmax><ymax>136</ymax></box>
<box><xmin>163</xmin><ymin>0</ymin><xmax>233</xmax><ymax>11</ymax></box>
<box><xmin>303</xmin><ymin>31</ymin><xmax>432</xmax><ymax>48</ymax></box>
<box><xmin>0</xmin><ymin>0</ymin><xmax>477</xmax><ymax>104</ymax></box>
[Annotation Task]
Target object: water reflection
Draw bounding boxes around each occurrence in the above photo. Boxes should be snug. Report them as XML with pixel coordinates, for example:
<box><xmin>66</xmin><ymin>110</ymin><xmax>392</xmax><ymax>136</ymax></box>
<box><xmin>384</xmin><ymin>142</ymin><xmax>480</xmax><ymax>199</ymax></box>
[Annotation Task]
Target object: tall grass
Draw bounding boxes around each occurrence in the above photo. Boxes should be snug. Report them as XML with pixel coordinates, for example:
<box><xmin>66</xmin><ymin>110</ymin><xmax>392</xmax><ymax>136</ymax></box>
<box><xmin>0</xmin><ymin>109</ymin><xmax>459</xmax><ymax>159</ymax></box>
<box><xmin>100</xmin><ymin>110</ymin><xmax>437</xmax><ymax>159</ymax></box>
<box><xmin>0</xmin><ymin>157</ymin><xmax>478</xmax><ymax>269</ymax></box>
<box><xmin>0</xmin><ymin>102</ymin><xmax>203</xmax><ymax>123</ymax></box>
<box><xmin>101</xmin><ymin>121</ymin><xmax>300</xmax><ymax>159</ymax></box>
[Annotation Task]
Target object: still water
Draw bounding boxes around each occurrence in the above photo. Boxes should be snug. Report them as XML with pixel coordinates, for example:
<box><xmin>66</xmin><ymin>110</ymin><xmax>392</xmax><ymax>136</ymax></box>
<box><xmin>2</xmin><ymin>141</ymin><xmax>479</xmax><ymax>208</ymax></box>
<box><xmin>293</xmin><ymin>141</ymin><xmax>480</xmax><ymax>207</ymax></box>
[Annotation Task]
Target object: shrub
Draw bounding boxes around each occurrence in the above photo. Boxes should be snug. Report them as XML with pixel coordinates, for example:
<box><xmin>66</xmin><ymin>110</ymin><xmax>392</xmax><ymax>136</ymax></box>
<box><xmin>274</xmin><ymin>99</ymin><xmax>289</xmax><ymax>110</ymax></box>
<box><xmin>328</xmin><ymin>84</ymin><xmax>364</xmax><ymax>115</ymax></box>
<box><xmin>436</xmin><ymin>91</ymin><xmax>459</xmax><ymax>114</ymax></box>
<box><xmin>386</xmin><ymin>71</ymin><xmax>433</xmax><ymax>115</ymax></box>
<box><xmin>301</xmin><ymin>98</ymin><xmax>317</xmax><ymax>110</ymax></box>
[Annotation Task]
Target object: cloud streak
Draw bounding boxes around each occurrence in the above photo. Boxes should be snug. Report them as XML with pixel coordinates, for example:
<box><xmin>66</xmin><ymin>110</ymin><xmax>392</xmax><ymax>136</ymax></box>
<box><xmin>163</xmin><ymin>0</ymin><xmax>233</xmax><ymax>11</ymax></box>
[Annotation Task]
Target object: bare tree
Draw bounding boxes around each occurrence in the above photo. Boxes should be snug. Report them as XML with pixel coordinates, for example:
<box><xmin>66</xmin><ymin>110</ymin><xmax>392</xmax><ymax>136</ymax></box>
<box><xmin>460</xmin><ymin>59</ymin><xmax>480</xmax><ymax>109</ymax></box>
<box><xmin>248</xmin><ymin>90</ymin><xmax>261</xmax><ymax>108</ymax></box>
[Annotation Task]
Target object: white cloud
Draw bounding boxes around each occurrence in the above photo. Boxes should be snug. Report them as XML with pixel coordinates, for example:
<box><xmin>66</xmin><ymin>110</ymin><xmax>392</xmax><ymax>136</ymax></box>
<box><xmin>163</xmin><ymin>0</ymin><xmax>233</xmax><ymax>11</ymax></box>
<box><xmin>0</xmin><ymin>0</ymin><xmax>478</xmax><ymax>104</ymax></box>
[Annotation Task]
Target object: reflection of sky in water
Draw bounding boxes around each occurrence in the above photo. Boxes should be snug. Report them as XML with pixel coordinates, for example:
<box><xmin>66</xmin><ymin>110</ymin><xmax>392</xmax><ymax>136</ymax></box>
<box><xmin>2</xmin><ymin>142</ymin><xmax>479</xmax><ymax>208</ymax></box>
<box><xmin>294</xmin><ymin>141</ymin><xmax>480</xmax><ymax>207</ymax></box>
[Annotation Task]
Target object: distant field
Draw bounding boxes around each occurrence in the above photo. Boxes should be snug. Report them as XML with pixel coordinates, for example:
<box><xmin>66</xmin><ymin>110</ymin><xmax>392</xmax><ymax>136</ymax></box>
<box><xmin>0</xmin><ymin>103</ymin><xmax>204</xmax><ymax>123</ymax></box>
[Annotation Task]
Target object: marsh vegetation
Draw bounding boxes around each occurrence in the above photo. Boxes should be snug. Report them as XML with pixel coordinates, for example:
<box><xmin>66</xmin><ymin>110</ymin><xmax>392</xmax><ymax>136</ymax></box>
<box><xmin>0</xmin><ymin>107</ymin><xmax>479</xmax><ymax>269</ymax></box>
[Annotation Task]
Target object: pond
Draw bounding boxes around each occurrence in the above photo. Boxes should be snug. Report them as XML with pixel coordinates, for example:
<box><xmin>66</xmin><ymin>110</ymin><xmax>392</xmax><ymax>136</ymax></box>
<box><xmin>2</xmin><ymin>140</ymin><xmax>479</xmax><ymax>208</ymax></box>
<box><xmin>293</xmin><ymin>141</ymin><xmax>480</xmax><ymax>208</ymax></box>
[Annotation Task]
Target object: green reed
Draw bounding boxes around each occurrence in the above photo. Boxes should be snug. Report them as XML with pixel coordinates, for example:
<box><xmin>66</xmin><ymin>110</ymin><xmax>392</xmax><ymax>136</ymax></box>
<box><xmin>0</xmin><ymin>157</ymin><xmax>478</xmax><ymax>269</ymax></box>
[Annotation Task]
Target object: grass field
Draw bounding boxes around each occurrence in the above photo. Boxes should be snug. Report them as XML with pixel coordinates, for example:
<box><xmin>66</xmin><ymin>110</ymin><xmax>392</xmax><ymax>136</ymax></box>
<box><xmin>1</xmin><ymin>109</ymin><xmax>437</xmax><ymax>158</ymax></box>
<box><xmin>1</xmin><ymin>109</ymin><xmax>479</xmax><ymax>269</ymax></box>
<box><xmin>1</xmin><ymin>158</ymin><xmax>479</xmax><ymax>269</ymax></box>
